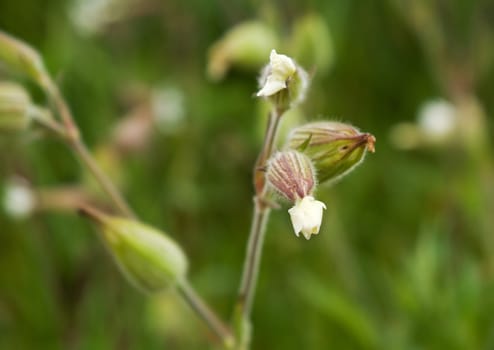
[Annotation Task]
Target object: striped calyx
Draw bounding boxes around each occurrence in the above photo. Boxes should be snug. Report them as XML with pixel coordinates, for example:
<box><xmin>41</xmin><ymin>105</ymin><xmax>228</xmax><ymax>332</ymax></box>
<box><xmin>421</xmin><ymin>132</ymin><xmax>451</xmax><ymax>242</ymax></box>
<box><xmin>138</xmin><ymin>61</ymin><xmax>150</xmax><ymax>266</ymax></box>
<box><xmin>0</xmin><ymin>82</ymin><xmax>31</xmax><ymax>132</ymax></box>
<box><xmin>80</xmin><ymin>207</ymin><xmax>188</xmax><ymax>294</ymax></box>
<box><xmin>287</xmin><ymin>121</ymin><xmax>376</xmax><ymax>184</ymax></box>
<box><xmin>266</xmin><ymin>150</ymin><xmax>316</xmax><ymax>202</ymax></box>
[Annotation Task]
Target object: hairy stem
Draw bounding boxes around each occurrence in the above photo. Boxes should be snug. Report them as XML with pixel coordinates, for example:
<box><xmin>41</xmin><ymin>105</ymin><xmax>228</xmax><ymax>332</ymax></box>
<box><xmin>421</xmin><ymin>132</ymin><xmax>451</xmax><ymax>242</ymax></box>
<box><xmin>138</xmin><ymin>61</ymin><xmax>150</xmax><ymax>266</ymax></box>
<box><xmin>235</xmin><ymin>108</ymin><xmax>284</xmax><ymax>347</ymax></box>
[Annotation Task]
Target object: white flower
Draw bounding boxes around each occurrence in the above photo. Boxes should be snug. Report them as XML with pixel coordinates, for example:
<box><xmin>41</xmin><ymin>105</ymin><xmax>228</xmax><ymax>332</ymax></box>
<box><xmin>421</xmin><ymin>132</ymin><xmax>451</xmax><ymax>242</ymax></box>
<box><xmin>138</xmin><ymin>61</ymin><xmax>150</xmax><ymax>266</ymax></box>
<box><xmin>288</xmin><ymin>195</ymin><xmax>326</xmax><ymax>240</ymax></box>
<box><xmin>418</xmin><ymin>99</ymin><xmax>457</xmax><ymax>139</ymax></box>
<box><xmin>3</xmin><ymin>179</ymin><xmax>35</xmax><ymax>219</ymax></box>
<box><xmin>256</xmin><ymin>49</ymin><xmax>296</xmax><ymax>97</ymax></box>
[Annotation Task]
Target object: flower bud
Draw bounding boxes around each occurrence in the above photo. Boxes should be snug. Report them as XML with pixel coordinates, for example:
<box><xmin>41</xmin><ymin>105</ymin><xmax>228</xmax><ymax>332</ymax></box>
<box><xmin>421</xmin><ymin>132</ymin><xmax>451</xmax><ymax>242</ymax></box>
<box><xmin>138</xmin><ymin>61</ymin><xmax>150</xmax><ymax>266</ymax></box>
<box><xmin>80</xmin><ymin>207</ymin><xmax>188</xmax><ymax>293</ymax></box>
<box><xmin>257</xmin><ymin>50</ymin><xmax>309</xmax><ymax>111</ymax></box>
<box><xmin>0</xmin><ymin>82</ymin><xmax>31</xmax><ymax>132</ymax></box>
<box><xmin>289</xmin><ymin>14</ymin><xmax>334</xmax><ymax>75</ymax></box>
<box><xmin>266</xmin><ymin>150</ymin><xmax>315</xmax><ymax>202</ymax></box>
<box><xmin>207</xmin><ymin>21</ymin><xmax>279</xmax><ymax>81</ymax></box>
<box><xmin>287</xmin><ymin>121</ymin><xmax>376</xmax><ymax>184</ymax></box>
<box><xmin>0</xmin><ymin>31</ymin><xmax>47</xmax><ymax>84</ymax></box>
<box><xmin>266</xmin><ymin>150</ymin><xmax>326</xmax><ymax>239</ymax></box>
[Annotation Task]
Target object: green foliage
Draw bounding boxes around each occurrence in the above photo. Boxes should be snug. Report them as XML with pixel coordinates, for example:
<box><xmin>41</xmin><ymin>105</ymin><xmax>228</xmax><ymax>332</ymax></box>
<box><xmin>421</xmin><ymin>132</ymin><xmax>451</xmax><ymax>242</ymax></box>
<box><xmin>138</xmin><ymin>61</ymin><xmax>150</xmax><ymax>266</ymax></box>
<box><xmin>1</xmin><ymin>0</ymin><xmax>494</xmax><ymax>349</ymax></box>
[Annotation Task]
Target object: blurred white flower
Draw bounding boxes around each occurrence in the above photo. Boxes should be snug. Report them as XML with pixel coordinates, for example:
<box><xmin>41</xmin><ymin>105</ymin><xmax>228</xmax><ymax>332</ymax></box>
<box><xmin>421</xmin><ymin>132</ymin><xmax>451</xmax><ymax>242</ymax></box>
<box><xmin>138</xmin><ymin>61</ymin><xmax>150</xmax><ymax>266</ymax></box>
<box><xmin>257</xmin><ymin>50</ymin><xmax>297</xmax><ymax>97</ymax></box>
<box><xmin>418</xmin><ymin>99</ymin><xmax>457</xmax><ymax>140</ymax></box>
<box><xmin>3</xmin><ymin>178</ymin><xmax>35</xmax><ymax>219</ymax></box>
<box><xmin>151</xmin><ymin>85</ymin><xmax>186</xmax><ymax>134</ymax></box>
<box><xmin>288</xmin><ymin>195</ymin><xmax>326</xmax><ymax>240</ymax></box>
<box><xmin>70</xmin><ymin>0</ymin><xmax>133</xmax><ymax>35</ymax></box>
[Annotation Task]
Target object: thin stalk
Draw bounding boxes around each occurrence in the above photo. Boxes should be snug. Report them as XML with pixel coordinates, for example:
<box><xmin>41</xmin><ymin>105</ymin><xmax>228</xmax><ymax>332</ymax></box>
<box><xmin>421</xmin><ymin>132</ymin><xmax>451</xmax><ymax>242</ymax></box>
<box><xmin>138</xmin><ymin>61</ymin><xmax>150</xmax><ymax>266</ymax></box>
<box><xmin>40</xmin><ymin>77</ymin><xmax>135</xmax><ymax>219</ymax></box>
<box><xmin>29</xmin><ymin>106</ymin><xmax>67</xmax><ymax>137</ymax></box>
<box><xmin>234</xmin><ymin>107</ymin><xmax>285</xmax><ymax>347</ymax></box>
<box><xmin>237</xmin><ymin>204</ymin><xmax>270</xmax><ymax>315</ymax></box>
<box><xmin>70</xmin><ymin>140</ymin><xmax>136</xmax><ymax>219</ymax></box>
<box><xmin>37</xmin><ymin>73</ymin><xmax>229</xmax><ymax>347</ymax></box>
<box><xmin>178</xmin><ymin>280</ymin><xmax>235</xmax><ymax>348</ymax></box>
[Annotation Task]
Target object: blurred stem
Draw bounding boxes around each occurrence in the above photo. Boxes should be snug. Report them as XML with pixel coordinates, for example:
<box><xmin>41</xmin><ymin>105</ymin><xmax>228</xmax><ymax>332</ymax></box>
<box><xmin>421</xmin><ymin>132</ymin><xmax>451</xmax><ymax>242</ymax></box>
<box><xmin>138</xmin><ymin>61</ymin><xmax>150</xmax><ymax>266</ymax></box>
<box><xmin>235</xmin><ymin>107</ymin><xmax>284</xmax><ymax>348</ymax></box>
<box><xmin>40</xmin><ymin>77</ymin><xmax>136</xmax><ymax>219</ymax></box>
<box><xmin>178</xmin><ymin>280</ymin><xmax>234</xmax><ymax>348</ymax></box>
<box><xmin>37</xmin><ymin>69</ymin><xmax>232</xmax><ymax>348</ymax></box>
<box><xmin>29</xmin><ymin>105</ymin><xmax>66</xmax><ymax>137</ymax></box>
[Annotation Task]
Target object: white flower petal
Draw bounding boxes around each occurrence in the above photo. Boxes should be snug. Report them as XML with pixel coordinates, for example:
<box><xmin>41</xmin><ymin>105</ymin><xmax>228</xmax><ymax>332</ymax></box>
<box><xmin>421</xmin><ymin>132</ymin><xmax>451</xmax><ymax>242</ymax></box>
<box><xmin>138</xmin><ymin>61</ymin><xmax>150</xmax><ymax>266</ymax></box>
<box><xmin>257</xmin><ymin>49</ymin><xmax>296</xmax><ymax>97</ymax></box>
<box><xmin>256</xmin><ymin>77</ymin><xmax>286</xmax><ymax>97</ymax></box>
<box><xmin>288</xmin><ymin>196</ymin><xmax>326</xmax><ymax>240</ymax></box>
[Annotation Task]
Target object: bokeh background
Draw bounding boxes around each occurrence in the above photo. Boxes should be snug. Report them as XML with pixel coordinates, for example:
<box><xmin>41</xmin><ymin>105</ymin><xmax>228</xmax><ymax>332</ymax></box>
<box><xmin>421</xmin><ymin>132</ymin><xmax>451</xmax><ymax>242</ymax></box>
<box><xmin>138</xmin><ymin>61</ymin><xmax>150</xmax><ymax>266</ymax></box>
<box><xmin>1</xmin><ymin>0</ymin><xmax>494</xmax><ymax>349</ymax></box>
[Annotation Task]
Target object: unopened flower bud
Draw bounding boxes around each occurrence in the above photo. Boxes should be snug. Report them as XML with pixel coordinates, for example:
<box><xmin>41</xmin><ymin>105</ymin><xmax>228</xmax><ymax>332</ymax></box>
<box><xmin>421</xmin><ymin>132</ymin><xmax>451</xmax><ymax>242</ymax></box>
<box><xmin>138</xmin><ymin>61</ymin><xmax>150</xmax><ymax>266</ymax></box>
<box><xmin>289</xmin><ymin>14</ymin><xmax>334</xmax><ymax>75</ymax></box>
<box><xmin>257</xmin><ymin>50</ymin><xmax>309</xmax><ymax>111</ymax></box>
<box><xmin>81</xmin><ymin>207</ymin><xmax>188</xmax><ymax>293</ymax></box>
<box><xmin>0</xmin><ymin>31</ymin><xmax>47</xmax><ymax>84</ymax></box>
<box><xmin>266</xmin><ymin>150</ymin><xmax>326</xmax><ymax>239</ymax></box>
<box><xmin>207</xmin><ymin>21</ymin><xmax>279</xmax><ymax>81</ymax></box>
<box><xmin>287</xmin><ymin>121</ymin><xmax>376</xmax><ymax>184</ymax></box>
<box><xmin>0</xmin><ymin>82</ymin><xmax>31</xmax><ymax>132</ymax></box>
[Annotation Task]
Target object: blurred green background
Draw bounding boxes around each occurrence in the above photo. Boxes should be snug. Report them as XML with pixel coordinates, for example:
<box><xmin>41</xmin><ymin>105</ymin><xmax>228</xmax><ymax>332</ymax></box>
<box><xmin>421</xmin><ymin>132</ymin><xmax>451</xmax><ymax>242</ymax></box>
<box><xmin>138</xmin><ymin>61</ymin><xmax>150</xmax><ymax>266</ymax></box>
<box><xmin>1</xmin><ymin>0</ymin><xmax>494</xmax><ymax>349</ymax></box>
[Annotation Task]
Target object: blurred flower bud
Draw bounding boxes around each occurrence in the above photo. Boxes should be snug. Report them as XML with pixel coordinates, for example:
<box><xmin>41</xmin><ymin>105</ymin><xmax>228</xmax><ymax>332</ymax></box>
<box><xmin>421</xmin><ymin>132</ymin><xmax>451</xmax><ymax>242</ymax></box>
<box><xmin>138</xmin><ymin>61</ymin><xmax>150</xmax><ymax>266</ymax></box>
<box><xmin>0</xmin><ymin>82</ymin><xmax>31</xmax><ymax>132</ymax></box>
<box><xmin>266</xmin><ymin>150</ymin><xmax>326</xmax><ymax>239</ymax></box>
<box><xmin>207</xmin><ymin>21</ymin><xmax>279</xmax><ymax>81</ymax></box>
<box><xmin>389</xmin><ymin>122</ymin><xmax>421</xmax><ymax>150</ymax></box>
<box><xmin>81</xmin><ymin>207</ymin><xmax>188</xmax><ymax>293</ymax></box>
<box><xmin>257</xmin><ymin>50</ymin><xmax>309</xmax><ymax>111</ymax></box>
<box><xmin>0</xmin><ymin>31</ymin><xmax>47</xmax><ymax>84</ymax></box>
<box><xmin>287</xmin><ymin>121</ymin><xmax>376</xmax><ymax>184</ymax></box>
<box><xmin>289</xmin><ymin>14</ymin><xmax>334</xmax><ymax>75</ymax></box>
<box><xmin>2</xmin><ymin>177</ymin><xmax>36</xmax><ymax>219</ymax></box>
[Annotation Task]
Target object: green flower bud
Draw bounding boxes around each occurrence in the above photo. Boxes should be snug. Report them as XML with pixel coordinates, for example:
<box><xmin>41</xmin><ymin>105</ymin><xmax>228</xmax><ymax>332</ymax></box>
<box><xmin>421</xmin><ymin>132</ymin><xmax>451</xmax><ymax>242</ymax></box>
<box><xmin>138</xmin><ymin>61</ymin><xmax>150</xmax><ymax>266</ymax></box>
<box><xmin>0</xmin><ymin>31</ymin><xmax>47</xmax><ymax>84</ymax></box>
<box><xmin>0</xmin><ymin>82</ymin><xmax>31</xmax><ymax>132</ymax></box>
<box><xmin>289</xmin><ymin>14</ymin><xmax>334</xmax><ymax>75</ymax></box>
<box><xmin>207</xmin><ymin>21</ymin><xmax>279</xmax><ymax>81</ymax></box>
<box><xmin>81</xmin><ymin>207</ymin><xmax>188</xmax><ymax>293</ymax></box>
<box><xmin>286</xmin><ymin>121</ymin><xmax>376</xmax><ymax>184</ymax></box>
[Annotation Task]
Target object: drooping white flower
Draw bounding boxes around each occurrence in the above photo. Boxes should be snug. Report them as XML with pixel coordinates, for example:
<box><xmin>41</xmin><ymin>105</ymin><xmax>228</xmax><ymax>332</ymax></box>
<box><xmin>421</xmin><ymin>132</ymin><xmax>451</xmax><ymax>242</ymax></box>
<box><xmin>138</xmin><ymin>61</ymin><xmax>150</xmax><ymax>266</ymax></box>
<box><xmin>266</xmin><ymin>151</ymin><xmax>327</xmax><ymax>240</ymax></box>
<box><xmin>288</xmin><ymin>195</ymin><xmax>326</xmax><ymax>240</ymax></box>
<box><xmin>256</xmin><ymin>49</ymin><xmax>297</xmax><ymax>97</ymax></box>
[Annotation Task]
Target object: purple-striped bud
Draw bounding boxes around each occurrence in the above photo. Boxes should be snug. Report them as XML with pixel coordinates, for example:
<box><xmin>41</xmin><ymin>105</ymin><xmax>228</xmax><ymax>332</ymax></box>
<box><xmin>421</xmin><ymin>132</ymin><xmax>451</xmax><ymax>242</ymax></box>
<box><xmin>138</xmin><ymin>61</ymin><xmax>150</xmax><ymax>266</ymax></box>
<box><xmin>266</xmin><ymin>150</ymin><xmax>315</xmax><ymax>202</ymax></box>
<box><xmin>266</xmin><ymin>150</ymin><xmax>326</xmax><ymax>239</ymax></box>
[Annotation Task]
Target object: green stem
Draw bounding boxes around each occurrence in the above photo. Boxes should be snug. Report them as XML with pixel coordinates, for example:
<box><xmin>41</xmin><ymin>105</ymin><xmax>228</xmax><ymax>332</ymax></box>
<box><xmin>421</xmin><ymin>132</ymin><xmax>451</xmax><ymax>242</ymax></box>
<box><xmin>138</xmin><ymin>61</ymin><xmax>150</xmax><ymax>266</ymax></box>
<box><xmin>234</xmin><ymin>108</ymin><xmax>284</xmax><ymax>347</ymax></box>
<box><xmin>40</xmin><ymin>77</ymin><xmax>136</xmax><ymax>219</ymax></box>
<box><xmin>37</xmin><ymin>72</ymin><xmax>231</xmax><ymax>347</ymax></box>
<box><xmin>178</xmin><ymin>280</ymin><xmax>235</xmax><ymax>348</ymax></box>
<box><xmin>28</xmin><ymin>106</ymin><xmax>66</xmax><ymax>137</ymax></box>
<box><xmin>70</xmin><ymin>140</ymin><xmax>136</xmax><ymax>219</ymax></box>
